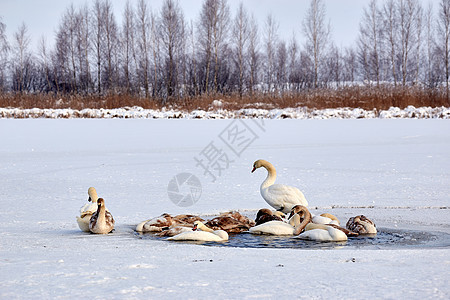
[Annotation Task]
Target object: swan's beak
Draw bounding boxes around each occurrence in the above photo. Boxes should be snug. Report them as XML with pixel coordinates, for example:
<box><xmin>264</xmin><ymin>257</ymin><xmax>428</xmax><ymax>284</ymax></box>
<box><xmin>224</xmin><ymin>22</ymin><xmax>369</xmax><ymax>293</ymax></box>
<box><xmin>193</xmin><ymin>224</ymin><xmax>198</xmax><ymax>231</ymax></box>
<box><xmin>288</xmin><ymin>211</ymin><xmax>294</xmax><ymax>219</ymax></box>
<box><xmin>251</xmin><ymin>166</ymin><xmax>256</xmax><ymax>173</ymax></box>
<box><xmin>88</xmin><ymin>197</ymin><xmax>92</xmax><ymax>202</ymax></box>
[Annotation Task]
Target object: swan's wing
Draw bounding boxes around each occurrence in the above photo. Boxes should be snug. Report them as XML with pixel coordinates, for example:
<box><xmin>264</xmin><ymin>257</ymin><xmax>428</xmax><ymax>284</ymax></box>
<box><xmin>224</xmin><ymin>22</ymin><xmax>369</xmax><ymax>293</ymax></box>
<box><xmin>296</xmin><ymin>229</ymin><xmax>331</xmax><ymax>241</ymax></box>
<box><xmin>249</xmin><ymin>221</ymin><xmax>293</xmax><ymax>235</ymax></box>
<box><xmin>264</xmin><ymin>184</ymin><xmax>307</xmax><ymax>211</ymax></box>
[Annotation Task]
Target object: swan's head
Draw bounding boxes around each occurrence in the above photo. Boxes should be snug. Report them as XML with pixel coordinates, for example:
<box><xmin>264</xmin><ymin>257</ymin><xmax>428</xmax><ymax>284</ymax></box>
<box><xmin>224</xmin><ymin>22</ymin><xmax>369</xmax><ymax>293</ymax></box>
<box><xmin>252</xmin><ymin>159</ymin><xmax>270</xmax><ymax>173</ymax></box>
<box><xmin>255</xmin><ymin>208</ymin><xmax>273</xmax><ymax>220</ymax></box>
<box><xmin>192</xmin><ymin>220</ymin><xmax>203</xmax><ymax>231</ymax></box>
<box><xmin>288</xmin><ymin>205</ymin><xmax>311</xmax><ymax>223</ymax></box>
<box><xmin>97</xmin><ymin>198</ymin><xmax>105</xmax><ymax>207</ymax></box>
<box><xmin>88</xmin><ymin>187</ymin><xmax>98</xmax><ymax>202</ymax></box>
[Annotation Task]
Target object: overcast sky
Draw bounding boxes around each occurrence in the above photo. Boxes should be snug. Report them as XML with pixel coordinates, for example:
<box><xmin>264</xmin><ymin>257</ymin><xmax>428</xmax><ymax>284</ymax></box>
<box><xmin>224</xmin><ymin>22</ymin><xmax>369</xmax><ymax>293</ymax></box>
<box><xmin>0</xmin><ymin>0</ymin><xmax>436</xmax><ymax>50</ymax></box>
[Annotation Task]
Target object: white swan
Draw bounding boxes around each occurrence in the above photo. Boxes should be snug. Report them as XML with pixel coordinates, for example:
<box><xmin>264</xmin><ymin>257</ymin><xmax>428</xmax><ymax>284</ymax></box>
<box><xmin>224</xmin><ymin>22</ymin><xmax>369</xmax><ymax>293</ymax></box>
<box><xmin>89</xmin><ymin>198</ymin><xmax>115</xmax><ymax>234</ymax></box>
<box><xmin>76</xmin><ymin>187</ymin><xmax>108</xmax><ymax>232</ymax></box>
<box><xmin>296</xmin><ymin>223</ymin><xmax>348</xmax><ymax>242</ymax></box>
<box><xmin>312</xmin><ymin>213</ymin><xmax>340</xmax><ymax>225</ymax></box>
<box><xmin>252</xmin><ymin>159</ymin><xmax>308</xmax><ymax>213</ymax></box>
<box><xmin>250</xmin><ymin>205</ymin><xmax>311</xmax><ymax>236</ymax></box>
<box><xmin>346</xmin><ymin>215</ymin><xmax>377</xmax><ymax>234</ymax></box>
<box><xmin>167</xmin><ymin>221</ymin><xmax>228</xmax><ymax>242</ymax></box>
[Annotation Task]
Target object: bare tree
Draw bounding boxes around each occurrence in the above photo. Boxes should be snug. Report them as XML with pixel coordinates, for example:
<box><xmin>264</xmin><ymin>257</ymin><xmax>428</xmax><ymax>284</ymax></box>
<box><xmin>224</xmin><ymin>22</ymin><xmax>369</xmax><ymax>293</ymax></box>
<box><xmin>11</xmin><ymin>23</ymin><xmax>33</xmax><ymax>93</ymax></box>
<box><xmin>288</xmin><ymin>32</ymin><xmax>300</xmax><ymax>93</ymax></box>
<box><xmin>263</xmin><ymin>14</ymin><xmax>279</xmax><ymax>93</ymax></box>
<box><xmin>120</xmin><ymin>1</ymin><xmax>136</xmax><ymax>94</ymax></box>
<box><xmin>247</xmin><ymin>14</ymin><xmax>259</xmax><ymax>96</ymax></box>
<box><xmin>197</xmin><ymin>0</ymin><xmax>230</xmax><ymax>94</ymax></box>
<box><xmin>92</xmin><ymin>0</ymin><xmax>105</xmax><ymax>95</ymax></box>
<box><xmin>37</xmin><ymin>36</ymin><xmax>52</xmax><ymax>93</ymax></box>
<box><xmin>437</xmin><ymin>0</ymin><xmax>450</xmax><ymax>96</ymax></box>
<box><xmin>358</xmin><ymin>0</ymin><xmax>382</xmax><ymax>86</ymax></box>
<box><xmin>160</xmin><ymin>0</ymin><xmax>185</xmax><ymax>101</ymax></box>
<box><xmin>102</xmin><ymin>0</ymin><xmax>119</xmax><ymax>93</ymax></box>
<box><xmin>0</xmin><ymin>17</ymin><xmax>9</xmax><ymax>91</ymax></box>
<box><xmin>383</xmin><ymin>0</ymin><xmax>399</xmax><ymax>84</ymax></box>
<box><xmin>276</xmin><ymin>40</ymin><xmax>287</xmax><ymax>92</ymax></box>
<box><xmin>231</xmin><ymin>2</ymin><xmax>250</xmax><ymax>98</ymax></box>
<box><xmin>136</xmin><ymin>0</ymin><xmax>151</xmax><ymax>98</ymax></box>
<box><xmin>398</xmin><ymin>0</ymin><xmax>422</xmax><ymax>86</ymax></box>
<box><xmin>302</xmin><ymin>0</ymin><xmax>330</xmax><ymax>88</ymax></box>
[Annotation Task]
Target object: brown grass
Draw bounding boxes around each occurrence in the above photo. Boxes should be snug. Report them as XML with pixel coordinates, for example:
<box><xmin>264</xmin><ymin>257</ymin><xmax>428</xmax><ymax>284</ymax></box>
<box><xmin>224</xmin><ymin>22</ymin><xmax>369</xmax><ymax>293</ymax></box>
<box><xmin>1</xmin><ymin>86</ymin><xmax>448</xmax><ymax>111</ymax></box>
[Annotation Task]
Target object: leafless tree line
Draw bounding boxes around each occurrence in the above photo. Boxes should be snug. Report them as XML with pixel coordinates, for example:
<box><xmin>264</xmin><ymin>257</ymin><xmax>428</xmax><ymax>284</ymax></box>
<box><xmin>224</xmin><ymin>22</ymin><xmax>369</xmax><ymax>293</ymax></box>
<box><xmin>0</xmin><ymin>0</ymin><xmax>449</xmax><ymax>104</ymax></box>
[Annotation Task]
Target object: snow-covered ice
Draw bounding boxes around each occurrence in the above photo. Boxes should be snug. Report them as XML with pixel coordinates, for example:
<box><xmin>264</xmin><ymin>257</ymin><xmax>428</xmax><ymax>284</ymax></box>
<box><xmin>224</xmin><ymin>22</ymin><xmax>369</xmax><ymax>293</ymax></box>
<box><xmin>0</xmin><ymin>119</ymin><xmax>449</xmax><ymax>299</ymax></box>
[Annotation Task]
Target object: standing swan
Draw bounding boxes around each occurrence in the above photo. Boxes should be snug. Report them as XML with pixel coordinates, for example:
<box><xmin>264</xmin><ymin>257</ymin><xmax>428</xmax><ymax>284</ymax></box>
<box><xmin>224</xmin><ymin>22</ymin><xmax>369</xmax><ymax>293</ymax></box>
<box><xmin>167</xmin><ymin>221</ymin><xmax>228</xmax><ymax>242</ymax></box>
<box><xmin>252</xmin><ymin>159</ymin><xmax>308</xmax><ymax>213</ymax></box>
<box><xmin>76</xmin><ymin>187</ymin><xmax>107</xmax><ymax>232</ymax></box>
<box><xmin>89</xmin><ymin>198</ymin><xmax>115</xmax><ymax>234</ymax></box>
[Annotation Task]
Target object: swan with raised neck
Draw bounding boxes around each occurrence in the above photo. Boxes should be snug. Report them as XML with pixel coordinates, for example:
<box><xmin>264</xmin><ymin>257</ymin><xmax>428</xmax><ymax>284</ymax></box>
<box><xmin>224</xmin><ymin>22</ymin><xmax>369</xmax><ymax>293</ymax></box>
<box><xmin>252</xmin><ymin>159</ymin><xmax>308</xmax><ymax>213</ymax></box>
<box><xmin>89</xmin><ymin>198</ymin><xmax>115</xmax><ymax>234</ymax></box>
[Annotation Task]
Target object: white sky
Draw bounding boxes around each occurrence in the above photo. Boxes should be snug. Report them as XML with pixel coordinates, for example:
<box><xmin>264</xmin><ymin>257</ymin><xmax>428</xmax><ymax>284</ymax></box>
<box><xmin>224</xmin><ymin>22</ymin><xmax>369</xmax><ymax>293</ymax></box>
<box><xmin>0</xmin><ymin>0</ymin><xmax>436</xmax><ymax>50</ymax></box>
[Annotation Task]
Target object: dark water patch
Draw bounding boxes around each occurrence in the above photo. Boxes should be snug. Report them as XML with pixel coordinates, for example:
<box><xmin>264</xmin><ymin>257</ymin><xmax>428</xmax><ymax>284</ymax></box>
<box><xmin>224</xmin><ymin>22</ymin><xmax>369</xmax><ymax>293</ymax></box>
<box><xmin>136</xmin><ymin>227</ymin><xmax>450</xmax><ymax>250</ymax></box>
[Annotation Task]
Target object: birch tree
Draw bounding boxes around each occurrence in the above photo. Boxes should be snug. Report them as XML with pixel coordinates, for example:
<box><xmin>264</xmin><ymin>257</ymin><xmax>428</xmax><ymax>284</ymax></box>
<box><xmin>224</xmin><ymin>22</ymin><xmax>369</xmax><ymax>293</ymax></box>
<box><xmin>302</xmin><ymin>0</ymin><xmax>330</xmax><ymax>88</ymax></box>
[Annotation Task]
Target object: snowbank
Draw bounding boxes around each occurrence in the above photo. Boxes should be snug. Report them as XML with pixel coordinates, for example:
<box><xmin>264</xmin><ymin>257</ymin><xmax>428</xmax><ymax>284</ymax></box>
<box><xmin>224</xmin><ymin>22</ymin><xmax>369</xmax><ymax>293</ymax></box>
<box><xmin>0</xmin><ymin>105</ymin><xmax>449</xmax><ymax>119</ymax></box>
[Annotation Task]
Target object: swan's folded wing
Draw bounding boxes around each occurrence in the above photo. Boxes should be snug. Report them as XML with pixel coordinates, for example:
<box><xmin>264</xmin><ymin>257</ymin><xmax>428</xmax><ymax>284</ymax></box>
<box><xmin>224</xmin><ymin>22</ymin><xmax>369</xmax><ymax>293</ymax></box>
<box><xmin>266</xmin><ymin>184</ymin><xmax>307</xmax><ymax>207</ymax></box>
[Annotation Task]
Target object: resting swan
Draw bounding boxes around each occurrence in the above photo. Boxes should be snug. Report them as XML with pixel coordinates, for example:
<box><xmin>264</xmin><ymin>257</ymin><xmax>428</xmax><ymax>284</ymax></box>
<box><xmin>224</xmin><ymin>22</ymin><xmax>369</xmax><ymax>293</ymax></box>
<box><xmin>346</xmin><ymin>215</ymin><xmax>377</xmax><ymax>234</ymax></box>
<box><xmin>167</xmin><ymin>221</ymin><xmax>228</xmax><ymax>242</ymax></box>
<box><xmin>288</xmin><ymin>207</ymin><xmax>339</xmax><ymax>225</ymax></box>
<box><xmin>252</xmin><ymin>159</ymin><xmax>308</xmax><ymax>213</ymax></box>
<box><xmin>296</xmin><ymin>223</ymin><xmax>348</xmax><ymax>242</ymax></box>
<box><xmin>136</xmin><ymin>214</ymin><xmax>204</xmax><ymax>232</ymax></box>
<box><xmin>254</xmin><ymin>208</ymin><xmax>285</xmax><ymax>226</ymax></box>
<box><xmin>250</xmin><ymin>205</ymin><xmax>311</xmax><ymax>235</ymax></box>
<box><xmin>89</xmin><ymin>198</ymin><xmax>115</xmax><ymax>234</ymax></box>
<box><xmin>76</xmin><ymin>187</ymin><xmax>108</xmax><ymax>232</ymax></box>
<box><xmin>205</xmin><ymin>211</ymin><xmax>255</xmax><ymax>233</ymax></box>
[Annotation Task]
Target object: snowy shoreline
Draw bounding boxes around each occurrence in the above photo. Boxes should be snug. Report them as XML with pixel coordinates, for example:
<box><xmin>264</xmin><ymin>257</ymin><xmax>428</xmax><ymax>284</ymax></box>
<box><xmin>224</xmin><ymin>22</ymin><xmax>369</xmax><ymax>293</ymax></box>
<box><xmin>1</xmin><ymin>105</ymin><xmax>450</xmax><ymax>119</ymax></box>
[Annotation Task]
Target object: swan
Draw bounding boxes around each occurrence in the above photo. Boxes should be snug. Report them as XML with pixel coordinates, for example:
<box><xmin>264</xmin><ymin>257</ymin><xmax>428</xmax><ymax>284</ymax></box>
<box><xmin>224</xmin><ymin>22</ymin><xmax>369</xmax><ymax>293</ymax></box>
<box><xmin>157</xmin><ymin>226</ymin><xmax>193</xmax><ymax>237</ymax></box>
<box><xmin>136</xmin><ymin>214</ymin><xmax>205</xmax><ymax>232</ymax></box>
<box><xmin>288</xmin><ymin>206</ymin><xmax>339</xmax><ymax>225</ymax></box>
<box><xmin>252</xmin><ymin>159</ymin><xmax>308</xmax><ymax>213</ymax></box>
<box><xmin>76</xmin><ymin>187</ymin><xmax>108</xmax><ymax>232</ymax></box>
<box><xmin>167</xmin><ymin>221</ymin><xmax>228</xmax><ymax>242</ymax></box>
<box><xmin>346</xmin><ymin>215</ymin><xmax>377</xmax><ymax>234</ymax></box>
<box><xmin>254</xmin><ymin>208</ymin><xmax>284</xmax><ymax>226</ymax></box>
<box><xmin>296</xmin><ymin>223</ymin><xmax>348</xmax><ymax>242</ymax></box>
<box><xmin>89</xmin><ymin>198</ymin><xmax>115</xmax><ymax>234</ymax></box>
<box><xmin>205</xmin><ymin>211</ymin><xmax>255</xmax><ymax>233</ymax></box>
<box><xmin>250</xmin><ymin>205</ymin><xmax>311</xmax><ymax>235</ymax></box>
<box><xmin>312</xmin><ymin>213</ymin><xmax>340</xmax><ymax>225</ymax></box>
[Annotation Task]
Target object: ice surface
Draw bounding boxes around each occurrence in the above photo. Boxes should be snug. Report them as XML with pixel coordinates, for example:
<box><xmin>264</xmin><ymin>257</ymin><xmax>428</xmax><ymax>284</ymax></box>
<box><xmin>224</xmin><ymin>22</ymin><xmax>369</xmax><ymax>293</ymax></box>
<box><xmin>0</xmin><ymin>119</ymin><xmax>449</xmax><ymax>298</ymax></box>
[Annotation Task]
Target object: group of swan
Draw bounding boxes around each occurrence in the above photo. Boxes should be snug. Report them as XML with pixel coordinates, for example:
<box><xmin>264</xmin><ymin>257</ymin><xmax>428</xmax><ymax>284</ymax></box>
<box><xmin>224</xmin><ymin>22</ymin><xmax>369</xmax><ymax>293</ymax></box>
<box><xmin>76</xmin><ymin>159</ymin><xmax>376</xmax><ymax>241</ymax></box>
<box><xmin>76</xmin><ymin>187</ymin><xmax>115</xmax><ymax>234</ymax></box>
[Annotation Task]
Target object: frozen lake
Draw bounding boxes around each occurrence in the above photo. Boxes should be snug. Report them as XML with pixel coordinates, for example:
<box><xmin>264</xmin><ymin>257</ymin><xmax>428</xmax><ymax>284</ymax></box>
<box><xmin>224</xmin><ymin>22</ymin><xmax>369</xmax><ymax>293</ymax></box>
<box><xmin>0</xmin><ymin>119</ymin><xmax>449</xmax><ymax>299</ymax></box>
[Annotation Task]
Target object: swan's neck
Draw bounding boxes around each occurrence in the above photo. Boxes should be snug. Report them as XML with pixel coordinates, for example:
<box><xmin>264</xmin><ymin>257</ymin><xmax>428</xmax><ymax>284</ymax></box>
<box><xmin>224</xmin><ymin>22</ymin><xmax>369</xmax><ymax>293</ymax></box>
<box><xmin>293</xmin><ymin>211</ymin><xmax>311</xmax><ymax>235</ymax></box>
<box><xmin>198</xmin><ymin>223</ymin><xmax>213</xmax><ymax>233</ymax></box>
<box><xmin>97</xmin><ymin>205</ymin><xmax>106</xmax><ymax>224</ymax></box>
<box><xmin>261</xmin><ymin>163</ymin><xmax>277</xmax><ymax>190</ymax></box>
